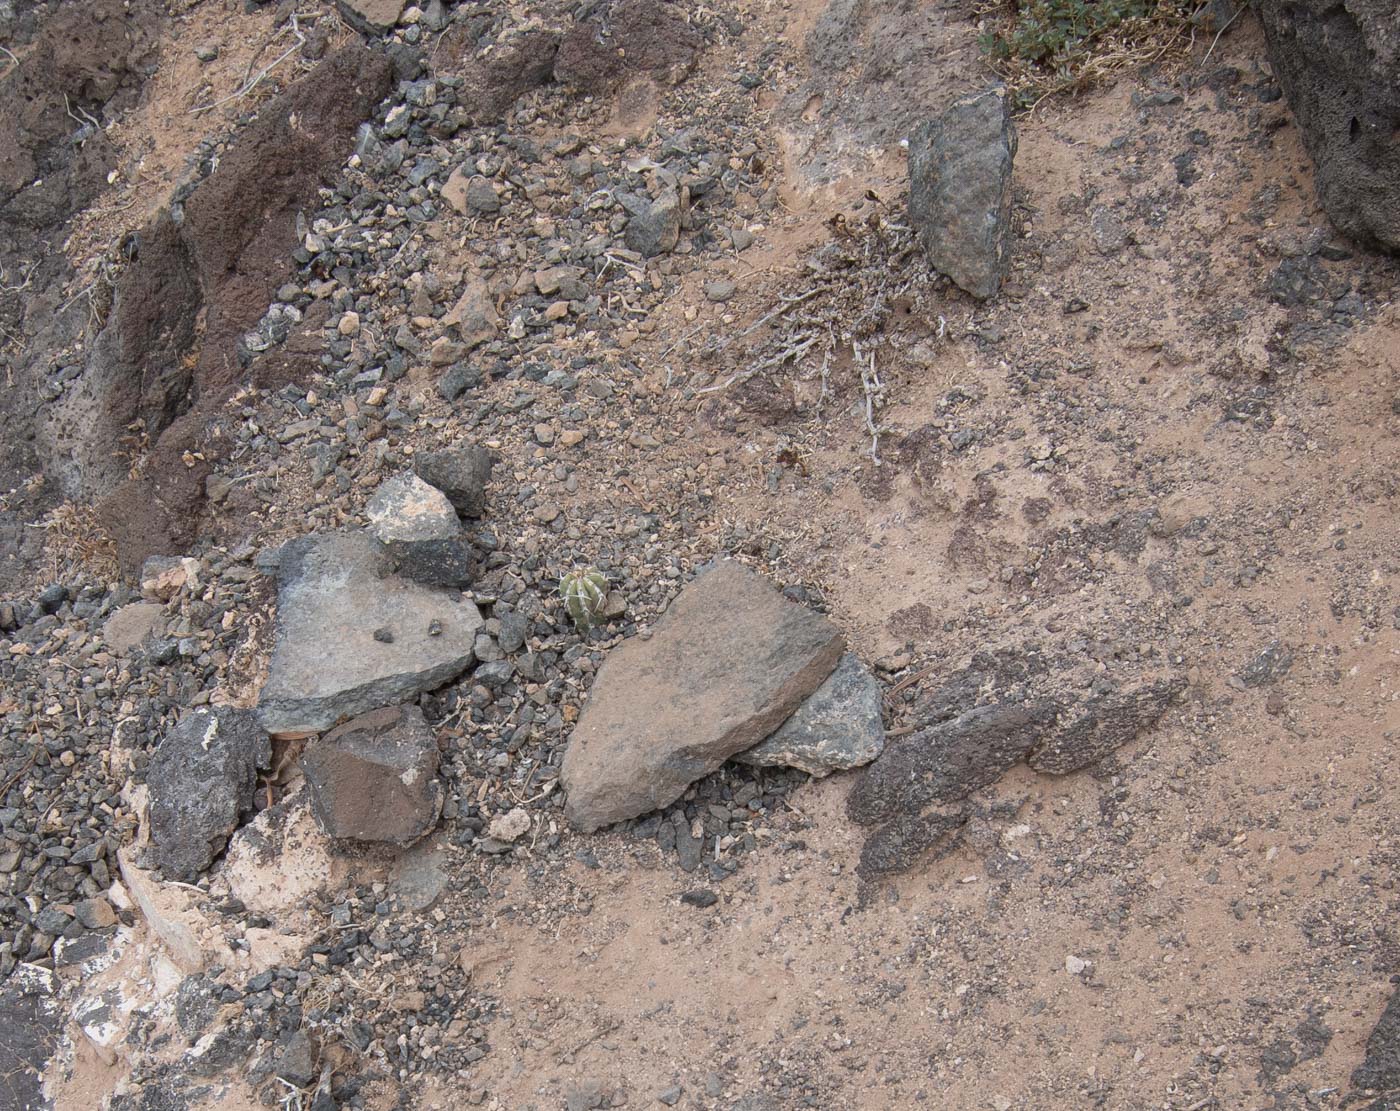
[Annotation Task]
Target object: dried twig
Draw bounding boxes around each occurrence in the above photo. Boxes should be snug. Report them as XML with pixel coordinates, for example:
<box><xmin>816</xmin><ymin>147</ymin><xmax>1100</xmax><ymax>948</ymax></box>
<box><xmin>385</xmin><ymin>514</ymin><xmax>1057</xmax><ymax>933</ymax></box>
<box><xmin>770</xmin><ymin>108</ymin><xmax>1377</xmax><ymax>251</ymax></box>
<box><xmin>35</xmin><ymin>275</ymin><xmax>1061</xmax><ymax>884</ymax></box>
<box><xmin>856</xmin><ymin>339</ymin><xmax>883</xmax><ymax>465</ymax></box>
<box><xmin>190</xmin><ymin>15</ymin><xmax>307</xmax><ymax>114</ymax></box>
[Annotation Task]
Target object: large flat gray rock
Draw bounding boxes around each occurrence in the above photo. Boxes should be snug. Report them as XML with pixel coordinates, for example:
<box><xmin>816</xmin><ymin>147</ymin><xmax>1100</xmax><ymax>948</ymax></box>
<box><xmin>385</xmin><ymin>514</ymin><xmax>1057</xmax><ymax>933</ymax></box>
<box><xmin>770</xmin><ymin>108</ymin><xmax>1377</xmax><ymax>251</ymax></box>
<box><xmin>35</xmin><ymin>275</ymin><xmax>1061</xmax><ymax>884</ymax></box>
<box><xmin>561</xmin><ymin>559</ymin><xmax>845</xmax><ymax>831</ymax></box>
<box><xmin>908</xmin><ymin>87</ymin><xmax>1017</xmax><ymax>300</ymax></box>
<box><xmin>735</xmin><ymin>653</ymin><xmax>885</xmax><ymax>776</ymax></box>
<box><xmin>256</xmin><ymin>530</ymin><xmax>482</xmax><ymax>735</ymax></box>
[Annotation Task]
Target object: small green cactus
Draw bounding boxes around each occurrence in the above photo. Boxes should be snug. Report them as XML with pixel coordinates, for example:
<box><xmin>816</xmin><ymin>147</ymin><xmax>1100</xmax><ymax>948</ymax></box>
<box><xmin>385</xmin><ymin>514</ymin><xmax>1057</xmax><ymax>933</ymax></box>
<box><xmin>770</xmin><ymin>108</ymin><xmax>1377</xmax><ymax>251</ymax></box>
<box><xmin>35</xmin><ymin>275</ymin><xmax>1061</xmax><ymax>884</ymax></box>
<box><xmin>559</xmin><ymin>567</ymin><xmax>609</xmax><ymax>632</ymax></box>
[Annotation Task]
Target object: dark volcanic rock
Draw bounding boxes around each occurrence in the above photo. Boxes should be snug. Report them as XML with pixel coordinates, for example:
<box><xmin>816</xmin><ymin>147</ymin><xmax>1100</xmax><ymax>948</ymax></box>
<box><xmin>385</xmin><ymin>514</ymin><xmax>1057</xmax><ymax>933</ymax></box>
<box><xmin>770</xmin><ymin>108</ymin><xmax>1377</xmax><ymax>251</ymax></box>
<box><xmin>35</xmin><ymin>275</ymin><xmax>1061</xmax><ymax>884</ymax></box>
<box><xmin>147</xmin><ymin>707</ymin><xmax>271</xmax><ymax>882</ymax></box>
<box><xmin>256</xmin><ymin>531</ymin><xmax>483</xmax><ymax>735</ymax></box>
<box><xmin>554</xmin><ymin>0</ymin><xmax>703</xmax><ymax>92</ymax></box>
<box><xmin>736</xmin><ymin>653</ymin><xmax>886</xmax><ymax>776</ymax></box>
<box><xmin>847</xmin><ymin>701</ymin><xmax>1057</xmax><ymax>826</ymax></box>
<box><xmin>908</xmin><ymin>87</ymin><xmax>1018</xmax><ymax>299</ymax></box>
<box><xmin>561</xmin><ymin>560</ymin><xmax>845</xmax><ymax>832</ymax></box>
<box><xmin>1353</xmin><ymin>984</ymin><xmax>1400</xmax><ymax>1095</ymax></box>
<box><xmin>622</xmin><ymin>190</ymin><xmax>683</xmax><ymax>258</ymax></box>
<box><xmin>856</xmin><ymin>807</ymin><xmax>969</xmax><ymax>880</ymax></box>
<box><xmin>301</xmin><ymin>705</ymin><xmax>443</xmax><ymax>844</ymax></box>
<box><xmin>1028</xmin><ymin>677</ymin><xmax>1185</xmax><ymax>774</ymax></box>
<box><xmin>366</xmin><ymin>473</ymin><xmax>473</xmax><ymax>586</ymax></box>
<box><xmin>1256</xmin><ymin>0</ymin><xmax>1400</xmax><ymax>252</ymax></box>
<box><xmin>84</xmin><ymin>44</ymin><xmax>394</xmax><ymax>572</ymax></box>
<box><xmin>0</xmin><ymin>966</ymin><xmax>62</xmax><ymax>1111</ymax></box>
<box><xmin>415</xmin><ymin>445</ymin><xmax>496</xmax><ymax>517</ymax></box>
<box><xmin>848</xmin><ymin>649</ymin><xmax>1183</xmax><ymax>877</ymax></box>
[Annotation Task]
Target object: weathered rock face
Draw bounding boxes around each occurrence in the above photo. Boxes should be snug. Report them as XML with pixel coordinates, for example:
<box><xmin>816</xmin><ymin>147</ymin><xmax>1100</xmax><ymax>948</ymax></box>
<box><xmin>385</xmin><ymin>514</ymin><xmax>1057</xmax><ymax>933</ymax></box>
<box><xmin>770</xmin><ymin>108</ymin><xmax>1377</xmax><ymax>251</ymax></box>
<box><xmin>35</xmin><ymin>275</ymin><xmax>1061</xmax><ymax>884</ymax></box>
<box><xmin>300</xmin><ymin>705</ymin><xmax>443</xmax><ymax>844</ymax></box>
<box><xmin>366</xmin><ymin>473</ymin><xmax>473</xmax><ymax>586</ymax></box>
<box><xmin>146</xmin><ymin>707</ymin><xmax>271</xmax><ymax>882</ymax></box>
<box><xmin>554</xmin><ymin>0</ymin><xmax>703</xmax><ymax>92</ymax></box>
<box><xmin>81</xmin><ymin>44</ymin><xmax>394</xmax><ymax>573</ymax></box>
<box><xmin>1257</xmin><ymin>0</ymin><xmax>1400</xmax><ymax>253</ymax></box>
<box><xmin>561</xmin><ymin>560</ymin><xmax>845</xmax><ymax>832</ymax></box>
<box><xmin>256</xmin><ymin>531</ymin><xmax>483</xmax><ymax>735</ymax></box>
<box><xmin>414</xmin><ymin>445</ymin><xmax>496</xmax><ymax>517</ymax></box>
<box><xmin>1028</xmin><ymin>678</ymin><xmax>1185</xmax><ymax>774</ymax></box>
<box><xmin>908</xmin><ymin>87</ymin><xmax>1017</xmax><ymax>300</ymax></box>
<box><xmin>736</xmin><ymin>653</ymin><xmax>886</xmax><ymax>776</ymax></box>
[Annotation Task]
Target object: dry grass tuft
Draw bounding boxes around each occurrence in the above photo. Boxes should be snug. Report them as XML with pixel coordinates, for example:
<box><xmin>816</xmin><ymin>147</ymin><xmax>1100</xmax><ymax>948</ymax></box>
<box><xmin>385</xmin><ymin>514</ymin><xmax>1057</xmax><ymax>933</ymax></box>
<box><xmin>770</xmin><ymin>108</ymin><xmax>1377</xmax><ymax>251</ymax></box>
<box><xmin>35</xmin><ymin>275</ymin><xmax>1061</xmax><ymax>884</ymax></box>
<box><xmin>38</xmin><ymin>502</ymin><xmax>120</xmax><ymax>585</ymax></box>
<box><xmin>977</xmin><ymin>0</ymin><xmax>1202</xmax><ymax>108</ymax></box>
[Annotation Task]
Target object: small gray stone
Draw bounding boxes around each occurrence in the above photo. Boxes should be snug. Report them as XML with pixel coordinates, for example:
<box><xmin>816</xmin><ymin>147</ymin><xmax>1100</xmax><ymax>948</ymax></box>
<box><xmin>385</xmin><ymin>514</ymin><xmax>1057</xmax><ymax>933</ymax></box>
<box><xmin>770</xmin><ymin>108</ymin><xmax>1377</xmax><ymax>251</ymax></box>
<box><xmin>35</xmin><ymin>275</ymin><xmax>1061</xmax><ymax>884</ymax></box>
<box><xmin>735</xmin><ymin>653</ymin><xmax>885</xmax><ymax>776</ymax></box>
<box><xmin>496</xmin><ymin>610</ymin><xmax>528</xmax><ymax>654</ymax></box>
<box><xmin>438</xmin><ymin>362</ymin><xmax>482</xmax><ymax>402</ymax></box>
<box><xmin>623</xmin><ymin>190</ymin><xmax>682</xmax><ymax>257</ymax></box>
<box><xmin>464</xmin><ymin>175</ymin><xmax>501</xmax><ymax>214</ymax></box>
<box><xmin>102</xmin><ymin>602</ymin><xmax>166</xmax><ymax>654</ymax></box>
<box><xmin>274</xmin><ymin>1029</ymin><xmax>318</xmax><ymax>1087</ymax></box>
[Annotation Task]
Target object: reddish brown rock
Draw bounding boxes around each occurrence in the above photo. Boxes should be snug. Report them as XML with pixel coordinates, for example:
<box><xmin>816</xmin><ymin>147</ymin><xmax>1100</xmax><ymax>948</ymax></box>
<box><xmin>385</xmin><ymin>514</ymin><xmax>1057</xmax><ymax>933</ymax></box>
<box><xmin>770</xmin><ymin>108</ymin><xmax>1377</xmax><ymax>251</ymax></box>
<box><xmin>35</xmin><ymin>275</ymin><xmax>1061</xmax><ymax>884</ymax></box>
<box><xmin>300</xmin><ymin>705</ymin><xmax>443</xmax><ymax>845</ymax></box>
<box><xmin>561</xmin><ymin>560</ymin><xmax>845</xmax><ymax>831</ymax></box>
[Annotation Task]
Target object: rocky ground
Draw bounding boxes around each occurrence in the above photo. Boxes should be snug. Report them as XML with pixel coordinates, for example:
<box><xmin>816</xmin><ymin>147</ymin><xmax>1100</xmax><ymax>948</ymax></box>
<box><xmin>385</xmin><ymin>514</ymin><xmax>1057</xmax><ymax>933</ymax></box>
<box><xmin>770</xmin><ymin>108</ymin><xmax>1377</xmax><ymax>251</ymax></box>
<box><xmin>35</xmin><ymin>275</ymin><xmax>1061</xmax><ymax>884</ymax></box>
<box><xmin>1</xmin><ymin>0</ymin><xmax>1398</xmax><ymax>1109</ymax></box>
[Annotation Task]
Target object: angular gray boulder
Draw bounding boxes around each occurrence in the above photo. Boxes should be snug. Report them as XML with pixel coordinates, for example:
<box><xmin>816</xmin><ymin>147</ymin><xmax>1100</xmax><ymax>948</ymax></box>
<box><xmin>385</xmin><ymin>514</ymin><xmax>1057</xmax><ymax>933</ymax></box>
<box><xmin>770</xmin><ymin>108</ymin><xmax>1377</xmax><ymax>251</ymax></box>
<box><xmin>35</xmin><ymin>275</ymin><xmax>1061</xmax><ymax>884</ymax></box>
<box><xmin>414</xmin><ymin>445</ymin><xmax>495</xmax><ymax>517</ymax></box>
<box><xmin>736</xmin><ymin>653</ymin><xmax>885</xmax><ymax>776</ymax></box>
<box><xmin>256</xmin><ymin>530</ymin><xmax>483</xmax><ymax>735</ymax></box>
<box><xmin>561</xmin><ymin>560</ymin><xmax>845</xmax><ymax>831</ymax></box>
<box><xmin>366</xmin><ymin>473</ymin><xmax>474</xmax><ymax>587</ymax></box>
<box><xmin>1257</xmin><ymin>0</ymin><xmax>1400</xmax><ymax>253</ymax></box>
<box><xmin>908</xmin><ymin>87</ymin><xmax>1018</xmax><ymax>299</ymax></box>
<box><xmin>147</xmin><ymin>707</ymin><xmax>271</xmax><ymax>881</ymax></box>
<box><xmin>300</xmin><ymin>705</ymin><xmax>443</xmax><ymax>845</ymax></box>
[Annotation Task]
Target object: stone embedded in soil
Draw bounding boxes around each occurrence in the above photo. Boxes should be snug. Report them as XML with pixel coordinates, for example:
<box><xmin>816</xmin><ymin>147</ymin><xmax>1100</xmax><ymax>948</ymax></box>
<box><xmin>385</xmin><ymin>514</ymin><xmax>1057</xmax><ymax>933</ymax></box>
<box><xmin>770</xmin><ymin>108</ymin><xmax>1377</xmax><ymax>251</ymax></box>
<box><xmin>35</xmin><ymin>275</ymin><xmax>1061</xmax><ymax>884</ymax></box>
<box><xmin>487</xmin><ymin>807</ymin><xmax>531</xmax><ymax>843</ymax></box>
<box><xmin>1256</xmin><ymin>0</ymin><xmax>1400</xmax><ymax>253</ymax></box>
<box><xmin>300</xmin><ymin>705</ymin><xmax>444</xmax><ymax>845</ymax></box>
<box><xmin>1027</xmin><ymin>677</ymin><xmax>1186</xmax><ymax>774</ymax></box>
<box><xmin>908</xmin><ymin>86</ymin><xmax>1017</xmax><ymax>300</ymax></box>
<box><xmin>414</xmin><ymin>445</ymin><xmax>495</xmax><ymax>517</ymax></box>
<box><xmin>561</xmin><ymin>559</ymin><xmax>845</xmax><ymax>832</ymax></box>
<box><xmin>1352</xmin><ymin>984</ymin><xmax>1400</xmax><ymax>1093</ymax></box>
<box><xmin>146</xmin><ymin>707</ymin><xmax>271</xmax><ymax>882</ymax></box>
<box><xmin>366</xmin><ymin>473</ymin><xmax>473</xmax><ymax>586</ymax></box>
<box><xmin>1239</xmin><ymin>641</ymin><xmax>1294</xmax><ymax>687</ymax></box>
<box><xmin>847</xmin><ymin>701</ymin><xmax>1057</xmax><ymax>826</ymax></box>
<box><xmin>102</xmin><ymin>601</ymin><xmax>166</xmax><ymax>654</ymax></box>
<box><xmin>256</xmin><ymin>530</ymin><xmax>483</xmax><ymax>735</ymax></box>
<box><xmin>735</xmin><ymin>653</ymin><xmax>886</xmax><ymax>777</ymax></box>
